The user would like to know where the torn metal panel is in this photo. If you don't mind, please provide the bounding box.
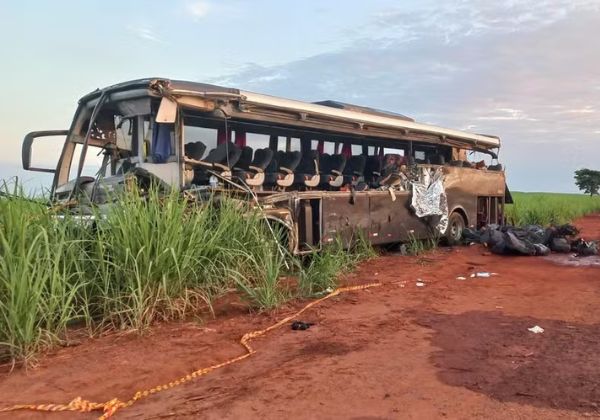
[411,167,449,233]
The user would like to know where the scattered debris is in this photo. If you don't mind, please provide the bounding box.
[573,238,599,256]
[456,276,467,280]
[463,223,598,257]
[527,325,545,334]
[416,280,426,287]
[291,321,315,331]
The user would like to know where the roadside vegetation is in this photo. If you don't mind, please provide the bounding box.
[0,182,375,366]
[506,192,600,226]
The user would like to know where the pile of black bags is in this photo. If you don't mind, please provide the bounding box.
[462,224,599,256]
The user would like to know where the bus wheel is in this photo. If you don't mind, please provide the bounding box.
[444,212,465,245]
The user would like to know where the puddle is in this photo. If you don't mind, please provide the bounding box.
[544,253,600,267]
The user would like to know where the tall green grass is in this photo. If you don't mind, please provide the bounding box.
[506,192,600,226]
[299,234,376,297]
[0,183,375,366]
[0,185,85,364]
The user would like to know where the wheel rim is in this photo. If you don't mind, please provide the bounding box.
[450,217,463,240]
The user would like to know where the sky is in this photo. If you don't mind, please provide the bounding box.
[1,0,599,193]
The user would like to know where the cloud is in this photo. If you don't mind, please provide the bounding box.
[477,109,538,122]
[368,0,600,44]
[560,107,595,114]
[127,25,164,44]
[209,2,600,192]
[186,0,210,20]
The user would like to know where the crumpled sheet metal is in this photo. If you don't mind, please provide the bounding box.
[410,167,448,233]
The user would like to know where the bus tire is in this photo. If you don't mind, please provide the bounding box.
[444,212,466,246]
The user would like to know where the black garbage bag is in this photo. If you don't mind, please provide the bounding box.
[462,228,481,243]
[488,230,506,248]
[523,225,548,244]
[533,243,551,256]
[550,237,571,253]
[504,231,537,255]
[541,227,555,245]
[555,224,579,237]
[572,238,599,256]
[490,239,508,255]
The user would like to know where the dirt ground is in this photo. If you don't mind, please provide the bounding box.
[2,214,600,419]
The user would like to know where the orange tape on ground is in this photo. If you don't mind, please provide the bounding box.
[0,283,381,419]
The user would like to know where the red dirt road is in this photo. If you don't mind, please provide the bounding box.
[2,215,600,419]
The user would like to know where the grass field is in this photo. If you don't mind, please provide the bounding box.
[0,185,374,366]
[506,192,600,226]
[1,186,598,366]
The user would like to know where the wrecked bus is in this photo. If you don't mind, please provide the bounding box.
[22,78,509,253]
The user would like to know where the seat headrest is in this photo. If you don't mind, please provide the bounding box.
[184,141,206,160]
[252,148,274,170]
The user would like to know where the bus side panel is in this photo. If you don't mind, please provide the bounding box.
[321,193,370,247]
[368,191,428,244]
[443,167,506,227]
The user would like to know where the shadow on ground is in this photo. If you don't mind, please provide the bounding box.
[413,310,600,413]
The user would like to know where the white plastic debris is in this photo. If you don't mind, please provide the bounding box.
[456,276,467,280]
[416,280,426,287]
[468,272,499,278]
[527,325,544,334]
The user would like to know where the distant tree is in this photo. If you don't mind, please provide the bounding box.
[574,168,600,196]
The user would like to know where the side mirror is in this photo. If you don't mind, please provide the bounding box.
[22,130,69,173]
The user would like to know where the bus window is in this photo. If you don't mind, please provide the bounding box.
[115,116,135,153]
[351,145,362,155]
[277,136,301,152]
[310,140,336,154]
[69,143,106,180]
[414,150,426,162]
[384,147,405,156]
[322,141,335,154]
[183,125,217,156]
[247,133,270,150]
[468,151,493,166]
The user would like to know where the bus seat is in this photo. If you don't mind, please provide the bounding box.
[184,141,206,160]
[320,153,347,188]
[294,150,320,188]
[364,155,382,186]
[432,154,446,165]
[190,142,241,184]
[264,156,279,186]
[234,146,254,170]
[234,148,274,187]
[342,155,366,186]
[272,151,302,188]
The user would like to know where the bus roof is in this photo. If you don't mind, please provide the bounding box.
[81,78,501,149]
